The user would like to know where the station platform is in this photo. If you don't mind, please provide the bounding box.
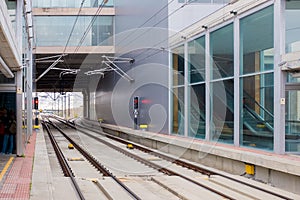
[0,131,36,200]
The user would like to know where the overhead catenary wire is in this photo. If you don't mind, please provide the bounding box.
[73,0,107,54]
[116,0,188,54]
[62,0,87,55]
[115,0,219,61]
[112,0,176,53]
[128,0,259,64]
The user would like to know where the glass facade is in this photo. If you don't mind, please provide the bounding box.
[240,6,274,75]
[211,79,234,143]
[210,23,234,143]
[240,74,274,150]
[33,0,114,8]
[34,16,114,46]
[178,0,230,4]
[172,86,185,135]
[285,90,300,152]
[172,45,185,86]
[188,36,206,138]
[189,84,205,138]
[172,45,185,135]
[5,0,16,31]
[188,36,205,83]
[286,0,300,53]
[171,4,278,151]
[285,1,300,152]
[240,6,274,150]
[211,23,234,79]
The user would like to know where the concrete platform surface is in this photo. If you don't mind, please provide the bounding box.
[0,131,36,200]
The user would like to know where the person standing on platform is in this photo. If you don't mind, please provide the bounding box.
[0,108,5,150]
[7,112,16,154]
[1,109,10,154]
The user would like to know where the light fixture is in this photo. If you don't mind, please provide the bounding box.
[230,10,237,15]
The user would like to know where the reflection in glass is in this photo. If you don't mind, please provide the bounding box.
[33,0,114,8]
[35,16,114,46]
[285,90,300,152]
[188,36,205,83]
[172,45,185,86]
[189,84,205,139]
[211,23,234,79]
[240,6,274,75]
[286,0,300,53]
[240,73,274,150]
[211,79,234,143]
[172,87,184,135]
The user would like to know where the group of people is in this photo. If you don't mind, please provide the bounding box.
[0,108,16,155]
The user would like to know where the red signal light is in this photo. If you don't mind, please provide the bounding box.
[34,97,39,109]
[133,96,139,109]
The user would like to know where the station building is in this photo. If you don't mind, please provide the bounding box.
[170,0,300,154]
[0,0,33,155]
[32,0,300,156]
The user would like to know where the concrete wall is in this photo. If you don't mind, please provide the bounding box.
[168,1,227,32]
[92,0,169,133]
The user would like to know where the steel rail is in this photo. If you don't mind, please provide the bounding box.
[47,120,141,200]
[42,122,86,200]
[62,118,293,200]
[54,118,236,200]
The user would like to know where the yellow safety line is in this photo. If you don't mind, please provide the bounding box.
[0,157,14,181]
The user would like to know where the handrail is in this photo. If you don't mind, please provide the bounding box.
[243,91,274,119]
[244,104,274,132]
[214,61,274,120]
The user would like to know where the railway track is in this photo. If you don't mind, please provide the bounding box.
[42,119,142,200]
[47,116,295,200]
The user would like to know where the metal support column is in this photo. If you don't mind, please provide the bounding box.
[274,0,285,154]
[64,94,67,118]
[233,16,240,147]
[168,51,172,134]
[68,94,70,118]
[56,97,59,116]
[205,31,211,141]
[19,0,29,155]
[87,90,90,119]
[16,71,23,156]
[83,90,89,119]
[184,42,189,137]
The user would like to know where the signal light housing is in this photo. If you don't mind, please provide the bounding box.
[34,97,39,110]
[133,96,139,109]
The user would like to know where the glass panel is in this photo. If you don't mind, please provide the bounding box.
[189,84,205,139]
[286,0,300,53]
[5,0,16,31]
[34,16,114,46]
[240,6,274,75]
[213,0,230,3]
[189,0,212,3]
[285,90,300,152]
[172,45,185,86]
[188,36,205,83]
[172,87,184,135]
[211,23,234,79]
[287,73,300,83]
[185,0,230,3]
[211,79,234,143]
[0,74,15,84]
[240,73,274,150]
[32,0,114,8]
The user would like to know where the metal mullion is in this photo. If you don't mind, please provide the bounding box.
[233,15,240,147]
